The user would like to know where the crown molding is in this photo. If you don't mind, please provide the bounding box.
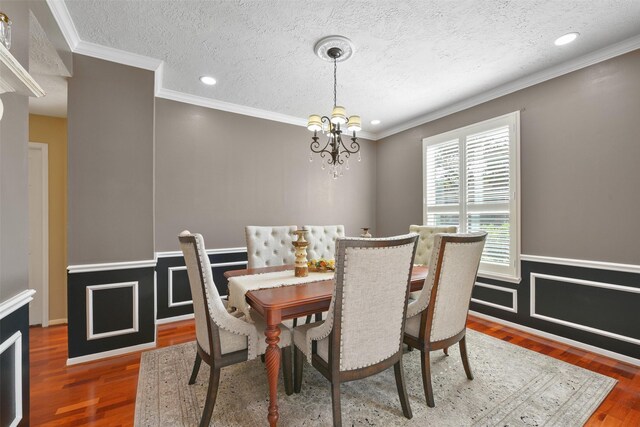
[45,0,79,50]
[156,87,308,127]
[374,34,640,140]
[74,40,163,71]
[46,0,639,142]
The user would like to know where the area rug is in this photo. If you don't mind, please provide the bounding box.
[134,329,615,426]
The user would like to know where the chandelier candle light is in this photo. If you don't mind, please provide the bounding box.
[308,36,361,179]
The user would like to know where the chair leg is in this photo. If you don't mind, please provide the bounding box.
[294,346,304,393]
[331,381,342,427]
[261,354,266,363]
[282,347,294,396]
[199,366,221,427]
[421,350,435,407]
[459,335,474,380]
[315,312,322,322]
[443,347,449,356]
[394,361,413,419]
[188,353,202,385]
[293,318,298,327]
[305,315,313,324]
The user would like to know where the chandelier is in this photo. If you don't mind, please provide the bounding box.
[307,36,361,179]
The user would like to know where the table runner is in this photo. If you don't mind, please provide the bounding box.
[227,270,334,321]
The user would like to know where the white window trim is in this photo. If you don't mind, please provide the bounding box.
[422,111,521,283]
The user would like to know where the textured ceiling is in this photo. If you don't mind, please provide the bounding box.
[63,0,640,133]
[29,11,69,117]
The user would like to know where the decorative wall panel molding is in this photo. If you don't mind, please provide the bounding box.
[86,281,139,340]
[0,305,30,425]
[0,331,23,427]
[471,282,517,313]
[155,249,247,321]
[470,258,640,361]
[530,272,640,346]
[67,267,155,362]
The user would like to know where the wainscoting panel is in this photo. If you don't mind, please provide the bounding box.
[0,297,31,427]
[471,281,517,313]
[155,250,248,321]
[67,267,155,361]
[470,258,640,360]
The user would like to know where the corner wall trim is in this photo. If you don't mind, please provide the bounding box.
[471,282,517,313]
[0,331,23,427]
[530,272,640,346]
[68,259,156,274]
[521,254,640,274]
[66,341,156,366]
[0,289,36,320]
[469,310,640,367]
[86,281,140,340]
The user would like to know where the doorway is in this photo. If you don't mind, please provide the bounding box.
[28,142,49,326]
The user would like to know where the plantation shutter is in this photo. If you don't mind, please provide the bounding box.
[425,139,460,227]
[465,126,512,267]
[423,111,519,280]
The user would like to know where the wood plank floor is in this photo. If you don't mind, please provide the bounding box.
[30,316,639,426]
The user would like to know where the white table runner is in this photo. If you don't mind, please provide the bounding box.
[227,270,334,321]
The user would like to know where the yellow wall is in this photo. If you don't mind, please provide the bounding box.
[29,114,68,323]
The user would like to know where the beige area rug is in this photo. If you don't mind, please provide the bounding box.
[134,329,615,426]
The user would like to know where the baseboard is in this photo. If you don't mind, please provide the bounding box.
[66,341,156,366]
[47,318,67,326]
[156,313,194,325]
[469,310,640,367]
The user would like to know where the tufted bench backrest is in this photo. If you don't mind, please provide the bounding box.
[409,225,457,266]
[303,225,345,261]
[245,225,298,268]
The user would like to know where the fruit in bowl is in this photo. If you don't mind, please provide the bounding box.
[308,258,335,271]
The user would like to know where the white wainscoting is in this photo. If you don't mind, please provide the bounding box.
[530,272,640,346]
[471,281,518,313]
[86,281,139,340]
[0,331,23,427]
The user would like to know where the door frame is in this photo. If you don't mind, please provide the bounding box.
[29,142,49,327]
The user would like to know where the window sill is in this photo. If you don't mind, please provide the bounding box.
[477,271,521,284]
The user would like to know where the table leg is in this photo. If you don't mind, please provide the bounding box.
[265,324,281,426]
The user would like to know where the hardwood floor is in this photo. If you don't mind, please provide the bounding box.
[30,316,639,426]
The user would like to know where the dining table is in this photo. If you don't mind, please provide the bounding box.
[224,264,428,427]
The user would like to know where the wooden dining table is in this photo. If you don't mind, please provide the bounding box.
[224,264,428,427]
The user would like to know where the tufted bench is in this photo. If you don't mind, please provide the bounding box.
[245,225,298,269]
[303,225,345,261]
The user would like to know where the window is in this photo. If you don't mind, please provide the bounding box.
[423,111,520,282]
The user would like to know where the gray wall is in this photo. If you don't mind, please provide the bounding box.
[68,55,155,264]
[0,0,29,301]
[155,98,377,251]
[376,49,640,265]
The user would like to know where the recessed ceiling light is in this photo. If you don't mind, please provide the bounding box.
[199,75,217,85]
[554,32,579,46]
[370,119,381,125]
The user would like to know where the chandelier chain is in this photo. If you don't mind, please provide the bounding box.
[333,57,337,108]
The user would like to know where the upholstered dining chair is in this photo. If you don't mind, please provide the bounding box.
[292,234,419,426]
[245,225,297,268]
[409,225,458,267]
[403,232,487,407]
[303,225,345,261]
[408,225,457,300]
[179,231,293,427]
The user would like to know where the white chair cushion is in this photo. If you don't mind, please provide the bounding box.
[245,225,297,268]
[304,225,345,261]
[409,225,457,266]
[293,321,329,363]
